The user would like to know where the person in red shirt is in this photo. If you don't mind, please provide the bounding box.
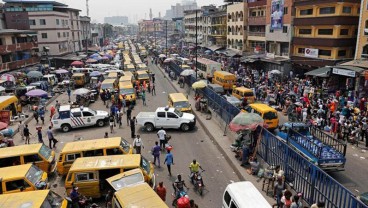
[50,105,56,121]
[156,182,167,202]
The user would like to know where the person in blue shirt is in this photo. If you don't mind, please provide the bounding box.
[152,141,161,168]
[38,107,45,125]
[164,150,174,176]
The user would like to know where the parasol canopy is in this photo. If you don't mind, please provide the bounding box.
[159,54,166,58]
[100,56,109,60]
[90,53,100,57]
[229,112,264,132]
[270,69,281,74]
[26,89,48,97]
[0,122,8,130]
[86,58,98,63]
[27,71,43,78]
[55,69,69,74]
[90,71,101,77]
[1,74,15,83]
[163,58,173,63]
[73,88,90,95]
[70,61,84,66]
[192,80,207,89]
[180,69,195,76]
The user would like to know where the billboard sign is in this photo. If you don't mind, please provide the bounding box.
[305,48,319,58]
[270,0,284,29]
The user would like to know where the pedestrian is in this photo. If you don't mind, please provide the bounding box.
[105,190,113,208]
[290,195,303,208]
[142,91,146,106]
[311,201,325,208]
[130,116,136,138]
[50,105,56,121]
[133,135,143,154]
[157,127,167,150]
[24,124,31,144]
[55,100,61,112]
[274,176,285,207]
[127,107,132,126]
[190,199,199,208]
[33,109,39,124]
[67,88,71,102]
[104,132,109,138]
[39,107,45,125]
[240,136,251,167]
[152,141,161,167]
[151,83,156,96]
[47,126,58,148]
[117,110,123,128]
[156,182,167,202]
[37,127,44,144]
[121,96,126,113]
[18,121,25,140]
[109,114,114,133]
[164,150,174,176]
[70,186,80,208]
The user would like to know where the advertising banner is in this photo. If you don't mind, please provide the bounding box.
[305,48,319,58]
[271,0,284,29]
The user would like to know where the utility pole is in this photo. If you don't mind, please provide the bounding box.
[154,21,156,49]
[86,0,89,17]
[195,10,198,80]
[165,20,168,57]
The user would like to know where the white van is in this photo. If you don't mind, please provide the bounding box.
[223,182,271,208]
[71,68,94,74]
[42,74,58,86]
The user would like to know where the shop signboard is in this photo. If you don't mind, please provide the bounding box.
[270,0,284,29]
[332,68,356,77]
[305,48,319,58]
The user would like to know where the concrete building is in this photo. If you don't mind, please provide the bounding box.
[247,0,267,54]
[291,0,360,70]
[227,2,247,51]
[355,0,368,59]
[91,23,104,47]
[104,16,128,25]
[184,9,203,44]
[164,0,198,20]
[2,0,83,56]
[0,29,39,71]
[208,6,227,48]
[80,16,92,53]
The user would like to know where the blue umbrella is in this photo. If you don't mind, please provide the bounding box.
[205,50,212,54]
[104,54,113,59]
[26,89,48,97]
[90,53,100,57]
[91,56,102,60]
[90,71,101,77]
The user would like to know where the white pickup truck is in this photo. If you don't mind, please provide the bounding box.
[52,105,109,132]
[136,107,196,132]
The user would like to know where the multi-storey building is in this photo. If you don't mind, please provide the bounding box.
[104,16,128,25]
[291,0,360,70]
[164,0,198,20]
[208,6,227,48]
[0,29,39,71]
[184,9,203,45]
[247,0,267,54]
[355,0,368,59]
[265,0,292,57]
[80,16,91,52]
[227,2,247,51]
[202,5,217,48]
[3,0,83,56]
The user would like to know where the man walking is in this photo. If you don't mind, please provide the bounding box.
[67,88,71,102]
[130,116,136,138]
[47,126,58,148]
[142,91,147,106]
[151,83,156,96]
[152,141,161,167]
[164,150,174,176]
[19,121,25,140]
[156,182,167,202]
[127,107,132,126]
[133,135,144,154]
[157,127,167,150]
[24,124,31,144]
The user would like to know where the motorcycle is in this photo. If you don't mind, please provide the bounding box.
[190,170,205,196]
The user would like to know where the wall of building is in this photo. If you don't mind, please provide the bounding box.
[355,0,368,59]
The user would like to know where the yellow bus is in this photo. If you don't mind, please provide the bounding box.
[0,143,56,174]
[136,63,148,71]
[65,155,155,198]
[0,164,49,194]
[212,71,236,90]
[126,64,136,72]
[243,103,279,129]
[0,95,22,117]
[119,82,136,104]
[232,87,256,103]
[107,72,119,81]
[119,75,133,84]
[71,73,86,87]
[56,137,133,175]
[168,93,191,112]
[106,168,145,191]
[100,79,118,93]
[112,183,168,208]
[0,190,67,207]
[136,70,150,84]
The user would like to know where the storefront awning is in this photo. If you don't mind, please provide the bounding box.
[305,67,331,77]
[208,45,225,52]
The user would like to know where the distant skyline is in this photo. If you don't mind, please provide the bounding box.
[1,0,225,23]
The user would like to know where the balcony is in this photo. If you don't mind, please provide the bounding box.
[248,16,266,26]
[0,57,40,72]
[248,0,267,8]
[248,32,265,37]
[0,42,38,55]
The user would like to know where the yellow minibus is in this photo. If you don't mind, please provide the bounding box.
[244,103,279,129]
[232,87,256,103]
[212,71,236,90]
[168,93,191,112]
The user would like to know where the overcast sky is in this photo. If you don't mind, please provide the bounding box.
[1,0,224,23]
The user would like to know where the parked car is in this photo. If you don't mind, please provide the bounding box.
[222,95,242,108]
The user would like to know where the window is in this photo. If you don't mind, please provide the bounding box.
[83,149,103,157]
[251,11,257,17]
[72,112,81,117]
[338,50,346,57]
[319,49,331,56]
[230,201,239,208]
[106,148,123,155]
[342,7,352,14]
[57,32,60,38]
[67,32,69,37]
[29,19,36,25]
[298,48,305,54]
[224,191,231,206]
[6,179,30,191]
[167,112,178,118]
[56,19,60,25]
[76,172,94,182]
[283,7,288,15]
[63,32,66,37]
[269,28,273,33]
[283,26,288,33]
[319,7,335,14]
[82,111,93,116]
[41,33,47,39]
[300,9,313,15]
[157,112,166,118]
[40,19,46,25]
[24,154,42,163]
[299,29,312,35]
[66,153,81,162]
[318,29,333,35]
[340,29,349,35]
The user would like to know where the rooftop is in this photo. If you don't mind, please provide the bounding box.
[3,0,67,6]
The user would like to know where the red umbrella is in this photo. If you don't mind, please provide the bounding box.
[71,61,84,66]
[0,122,8,130]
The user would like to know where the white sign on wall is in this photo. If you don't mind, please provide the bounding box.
[332,68,356,77]
[304,48,319,58]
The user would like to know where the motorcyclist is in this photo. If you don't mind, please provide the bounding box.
[189,159,204,185]
[173,174,188,199]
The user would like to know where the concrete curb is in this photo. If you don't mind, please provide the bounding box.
[154,64,246,181]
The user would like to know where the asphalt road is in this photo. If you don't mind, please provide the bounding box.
[11,64,240,207]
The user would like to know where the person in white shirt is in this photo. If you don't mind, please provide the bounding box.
[133,135,144,154]
[157,127,167,150]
